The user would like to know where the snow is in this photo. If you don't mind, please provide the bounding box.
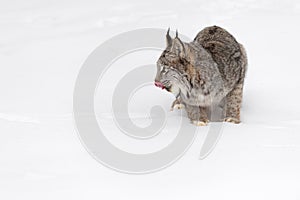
[1,0,300,199]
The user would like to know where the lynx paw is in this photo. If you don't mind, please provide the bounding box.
[191,120,209,126]
[224,117,240,124]
[171,103,185,111]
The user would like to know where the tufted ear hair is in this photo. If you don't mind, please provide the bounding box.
[170,30,186,57]
[166,28,172,47]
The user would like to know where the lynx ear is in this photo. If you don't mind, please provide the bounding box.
[166,28,172,47]
[170,31,185,57]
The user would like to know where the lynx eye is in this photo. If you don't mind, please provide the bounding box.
[161,67,167,74]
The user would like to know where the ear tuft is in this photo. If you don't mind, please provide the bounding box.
[166,28,172,47]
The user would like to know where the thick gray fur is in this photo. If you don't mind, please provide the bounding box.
[155,25,247,125]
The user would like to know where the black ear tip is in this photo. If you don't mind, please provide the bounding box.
[166,27,172,46]
[175,29,178,38]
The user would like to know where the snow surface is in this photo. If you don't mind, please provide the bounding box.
[1,0,300,199]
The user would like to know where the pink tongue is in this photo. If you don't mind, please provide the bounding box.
[154,82,165,89]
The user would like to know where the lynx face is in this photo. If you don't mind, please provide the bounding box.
[155,50,182,95]
[154,29,189,97]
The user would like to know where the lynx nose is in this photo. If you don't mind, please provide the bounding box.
[154,81,165,89]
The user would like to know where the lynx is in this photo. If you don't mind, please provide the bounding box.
[154,26,247,126]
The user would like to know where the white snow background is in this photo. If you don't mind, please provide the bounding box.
[1,0,300,199]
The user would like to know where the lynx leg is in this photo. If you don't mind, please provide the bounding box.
[185,105,209,126]
[170,98,185,111]
[224,81,244,124]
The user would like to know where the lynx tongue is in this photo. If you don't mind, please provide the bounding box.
[154,82,165,90]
